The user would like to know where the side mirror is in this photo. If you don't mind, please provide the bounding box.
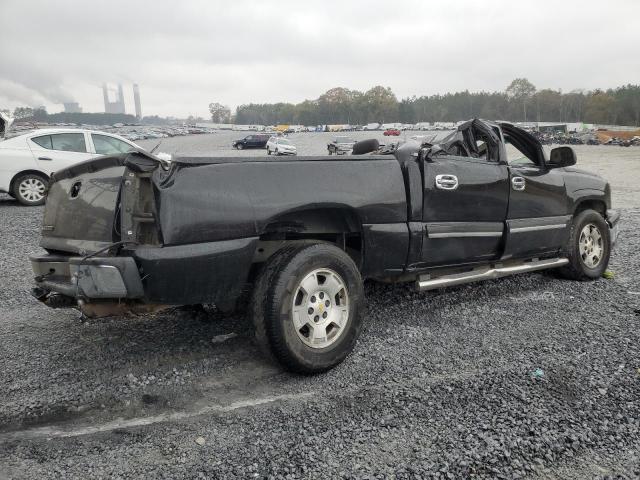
[548,146,576,168]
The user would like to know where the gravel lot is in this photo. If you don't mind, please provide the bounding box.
[0,135,638,478]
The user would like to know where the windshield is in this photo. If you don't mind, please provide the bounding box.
[336,137,354,143]
[278,139,291,145]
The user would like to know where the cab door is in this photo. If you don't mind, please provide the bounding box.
[500,124,571,259]
[421,154,509,266]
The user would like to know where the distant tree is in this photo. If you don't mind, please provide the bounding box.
[141,115,169,125]
[32,107,48,121]
[506,78,536,122]
[296,99,319,126]
[229,82,639,127]
[584,91,617,124]
[363,86,398,123]
[208,102,231,123]
[612,84,640,126]
[533,89,562,122]
[13,107,34,119]
[398,97,417,123]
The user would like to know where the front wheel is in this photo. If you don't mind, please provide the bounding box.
[558,209,611,280]
[237,143,244,150]
[251,243,364,374]
[13,173,48,206]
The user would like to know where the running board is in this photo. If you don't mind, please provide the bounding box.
[416,258,569,291]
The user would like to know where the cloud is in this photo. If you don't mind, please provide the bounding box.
[1,0,638,117]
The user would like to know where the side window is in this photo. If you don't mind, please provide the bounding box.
[31,135,53,149]
[50,133,87,153]
[92,134,134,155]
[475,140,488,160]
[505,136,537,167]
[472,132,497,161]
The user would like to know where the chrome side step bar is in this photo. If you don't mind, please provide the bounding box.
[416,257,569,291]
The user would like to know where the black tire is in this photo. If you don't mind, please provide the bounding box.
[275,148,279,155]
[558,209,610,280]
[266,148,271,155]
[250,243,364,374]
[12,172,48,206]
[237,143,244,150]
[352,138,379,155]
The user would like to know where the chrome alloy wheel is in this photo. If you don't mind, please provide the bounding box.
[291,268,349,349]
[18,177,46,203]
[579,223,604,268]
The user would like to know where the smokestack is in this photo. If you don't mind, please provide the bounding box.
[102,83,110,113]
[133,84,142,119]
[117,83,125,114]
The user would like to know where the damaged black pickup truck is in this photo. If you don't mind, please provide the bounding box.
[31,120,620,373]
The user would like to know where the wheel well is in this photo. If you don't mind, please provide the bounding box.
[9,170,49,193]
[574,199,606,217]
[253,207,363,270]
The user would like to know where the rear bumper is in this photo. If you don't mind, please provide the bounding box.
[606,209,621,247]
[30,237,258,307]
[31,255,144,300]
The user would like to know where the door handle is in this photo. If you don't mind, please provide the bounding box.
[511,176,526,191]
[435,174,458,190]
[38,156,52,161]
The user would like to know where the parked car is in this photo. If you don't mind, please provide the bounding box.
[30,119,620,374]
[0,129,140,205]
[327,136,356,155]
[384,128,401,136]
[266,136,297,155]
[232,134,271,150]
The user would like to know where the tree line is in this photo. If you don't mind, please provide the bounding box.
[222,80,640,127]
[5,107,187,126]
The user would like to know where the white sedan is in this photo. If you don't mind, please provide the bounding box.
[0,129,140,205]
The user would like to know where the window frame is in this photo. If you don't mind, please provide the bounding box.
[30,135,53,150]
[48,132,88,153]
[90,133,135,155]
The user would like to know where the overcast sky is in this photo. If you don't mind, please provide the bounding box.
[1,0,638,118]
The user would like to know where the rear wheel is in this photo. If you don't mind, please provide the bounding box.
[251,243,364,374]
[13,173,48,206]
[558,209,610,280]
[267,147,271,155]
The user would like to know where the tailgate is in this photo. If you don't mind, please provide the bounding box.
[40,157,125,254]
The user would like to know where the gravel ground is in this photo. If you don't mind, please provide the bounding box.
[0,136,639,478]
